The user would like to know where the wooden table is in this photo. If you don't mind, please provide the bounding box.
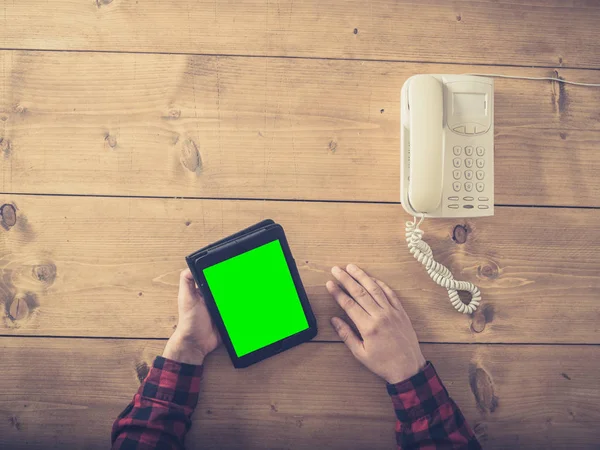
[1,1,599,448]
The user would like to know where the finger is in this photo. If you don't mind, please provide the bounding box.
[331,266,380,314]
[330,317,364,357]
[326,280,370,331]
[373,278,404,311]
[346,264,389,309]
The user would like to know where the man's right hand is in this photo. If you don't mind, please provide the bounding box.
[326,264,426,384]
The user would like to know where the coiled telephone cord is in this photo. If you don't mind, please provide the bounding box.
[405,216,481,314]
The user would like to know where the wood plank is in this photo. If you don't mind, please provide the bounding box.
[1,195,598,343]
[0,338,598,449]
[1,1,600,68]
[1,52,600,206]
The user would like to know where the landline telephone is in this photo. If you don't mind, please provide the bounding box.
[400,74,494,314]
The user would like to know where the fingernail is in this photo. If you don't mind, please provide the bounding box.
[347,264,358,272]
[330,317,340,329]
[332,266,341,275]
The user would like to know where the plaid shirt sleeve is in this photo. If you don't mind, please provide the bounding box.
[111,356,203,450]
[387,362,481,450]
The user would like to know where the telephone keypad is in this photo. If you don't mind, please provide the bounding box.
[447,145,491,212]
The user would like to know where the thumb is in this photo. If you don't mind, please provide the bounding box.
[179,269,197,295]
[330,317,363,356]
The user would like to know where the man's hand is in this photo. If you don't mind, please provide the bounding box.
[163,269,221,365]
[326,264,425,384]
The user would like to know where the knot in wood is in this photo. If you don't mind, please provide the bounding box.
[1,204,17,229]
[180,139,202,172]
[452,224,468,244]
[105,134,117,149]
[32,262,57,287]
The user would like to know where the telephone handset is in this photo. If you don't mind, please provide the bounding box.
[400,74,494,313]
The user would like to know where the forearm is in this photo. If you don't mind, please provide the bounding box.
[111,356,203,450]
[388,362,481,450]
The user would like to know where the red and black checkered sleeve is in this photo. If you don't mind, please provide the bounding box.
[111,356,203,450]
[387,362,481,450]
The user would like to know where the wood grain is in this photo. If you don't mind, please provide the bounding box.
[1,51,600,206]
[1,1,600,68]
[0,338,597,449]
[1,195,598,343]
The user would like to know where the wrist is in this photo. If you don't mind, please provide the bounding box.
[384,356,427,385]
[163,331,206,365]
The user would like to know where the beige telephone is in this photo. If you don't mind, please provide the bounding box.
[401,74,494,217]
[400,74,494,314]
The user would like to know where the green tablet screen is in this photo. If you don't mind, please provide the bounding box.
[203,239,309,357]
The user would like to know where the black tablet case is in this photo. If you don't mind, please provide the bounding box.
[184,219,316,368]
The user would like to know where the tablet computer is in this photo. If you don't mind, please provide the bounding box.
[186,221,317,368]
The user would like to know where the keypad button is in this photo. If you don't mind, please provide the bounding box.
[453,126,466,133]
[476,170,485,180]
[453,170,461,180]
[453,146,462,156]
[464,170,473,180]
[465,146,474,156]
[448,204,459,209]
[478,197,489,201]
[453,158,461,168]
[476,146,485,156]
[448,196,459,201]
[465,158,473,168]
[464,182,473,192]
[478,205,489,209]
[463,196,474,201]
[476,182,485,192]
[453,182,461,192]
[463,204,474,209]
[476,158,485,168]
